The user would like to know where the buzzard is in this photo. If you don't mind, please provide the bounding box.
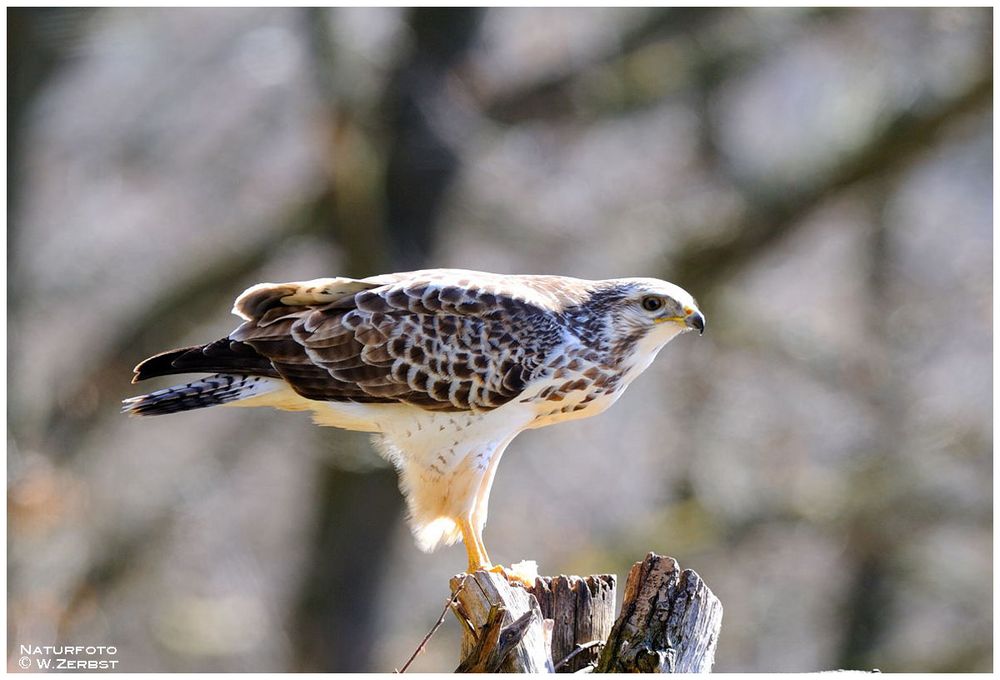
[124,269,705,576]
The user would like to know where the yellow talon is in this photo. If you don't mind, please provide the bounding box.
[456,516,534,587]
[488,564,534,588]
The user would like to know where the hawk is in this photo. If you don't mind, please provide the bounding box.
[124,269,705,575]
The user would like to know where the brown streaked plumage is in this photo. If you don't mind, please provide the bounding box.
[124,269,705,575]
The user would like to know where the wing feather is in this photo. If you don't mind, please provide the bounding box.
[232,277,382,321]
[229,275,567,411]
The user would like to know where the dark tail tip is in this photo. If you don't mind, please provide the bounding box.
[131,340,279,383]
[131,347,192,383]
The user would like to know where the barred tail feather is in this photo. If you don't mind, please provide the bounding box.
[122,374,278,416]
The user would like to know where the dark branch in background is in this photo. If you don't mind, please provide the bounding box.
[39,192,335,458]
[8,8,95,449]
[671,67,991,668]
[290,7,485,672]
[668,21,989,667]
[290,7,397,673]
[35,87,340,640]
[835,180,906,670]
[483,8,841,124]
[484,8,724,124]
[8,9,94,285]
[670,72,992,297]
[381,8,485,269]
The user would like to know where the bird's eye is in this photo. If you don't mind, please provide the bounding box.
[641,296,663,312]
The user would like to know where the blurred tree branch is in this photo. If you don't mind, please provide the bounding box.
[290,7,484,672]
[40,192,336,457]
[53,413,275,642]
[838,179,925,670]
[669,71,992,298]
[8,8,96,449]
[482,8,840,124]
[484,8,726,123]
[8,9,94,284]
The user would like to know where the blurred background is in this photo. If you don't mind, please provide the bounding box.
[7,7,992,672]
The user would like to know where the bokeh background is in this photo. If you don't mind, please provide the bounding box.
[7,7,992,672]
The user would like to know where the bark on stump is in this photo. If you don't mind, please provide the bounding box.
[449,571,552,672]
[528,575,616,672]
[597,553,723,673]
[450,553,722,673]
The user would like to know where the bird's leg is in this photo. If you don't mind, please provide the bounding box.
[459,516,534,587]
[458,515,492,573]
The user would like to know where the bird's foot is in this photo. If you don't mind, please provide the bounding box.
[484,560,537,588]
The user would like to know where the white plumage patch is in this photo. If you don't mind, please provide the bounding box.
[370,402,534,551]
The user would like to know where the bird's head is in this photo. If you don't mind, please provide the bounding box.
[584,277,705,355]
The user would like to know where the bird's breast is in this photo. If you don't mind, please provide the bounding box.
[519,334,673,429]
[375,403,535,472]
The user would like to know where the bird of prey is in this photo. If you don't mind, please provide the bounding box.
[124,269,705,576]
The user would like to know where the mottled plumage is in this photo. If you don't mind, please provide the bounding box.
[124,269,705,570]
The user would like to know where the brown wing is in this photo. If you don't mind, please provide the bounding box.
[230,277,566,412]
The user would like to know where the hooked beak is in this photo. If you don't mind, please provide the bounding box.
[685,310,706,335]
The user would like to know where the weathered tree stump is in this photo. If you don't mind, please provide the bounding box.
[449,571,552,672]
[528,575,616,672]
[448,553,722,673]
[597,553,723,673]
